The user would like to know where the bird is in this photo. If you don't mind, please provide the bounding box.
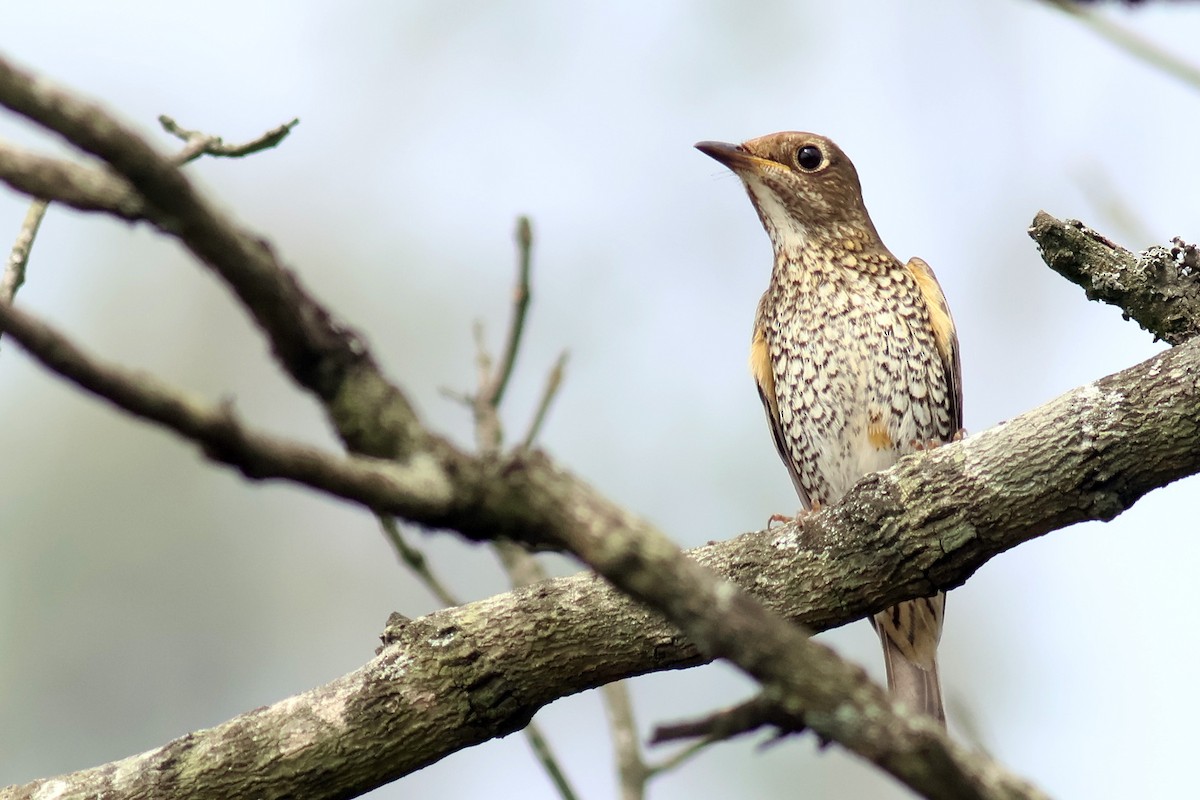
[696,132,961,725]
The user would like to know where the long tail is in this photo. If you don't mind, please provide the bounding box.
[873,593,945,726]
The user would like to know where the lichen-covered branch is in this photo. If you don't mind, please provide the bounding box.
[1028,211,1200,344]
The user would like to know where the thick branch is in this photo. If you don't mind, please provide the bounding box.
[1028,211,1200,344]
[0,141,144,219]
[0,302,457,519]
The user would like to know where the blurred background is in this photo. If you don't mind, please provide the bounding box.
[2,2,1198,798]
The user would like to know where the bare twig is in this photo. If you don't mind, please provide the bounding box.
[601,682,648,800]
[1043,0,1200,90]
[650,693,804,748]
[1,199,47,305]
[522,350,568,450]
[520,723,581,800]
[2,114,292,347]
[643,694,802,780]
[377,516,461,608]
[469,217,535,451]
[159,115,300,165]
[489,216,533,408]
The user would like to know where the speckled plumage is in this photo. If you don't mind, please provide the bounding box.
[698,132,962,724]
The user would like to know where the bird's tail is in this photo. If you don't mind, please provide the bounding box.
[873,594,946,726]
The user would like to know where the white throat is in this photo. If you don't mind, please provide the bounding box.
[747,181,808,258]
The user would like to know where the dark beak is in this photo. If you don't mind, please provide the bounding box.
[695,141,766,173]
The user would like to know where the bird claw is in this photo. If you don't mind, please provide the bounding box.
[910,429,966,451]
[766,501,821,529]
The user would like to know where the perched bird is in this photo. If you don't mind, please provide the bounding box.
[696,132,961,724]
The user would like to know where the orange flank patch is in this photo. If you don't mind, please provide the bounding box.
[868,418,892,449]
[749,326,778,418]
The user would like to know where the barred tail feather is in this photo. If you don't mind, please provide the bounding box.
[880,633,945,725]
[874,594,946,726]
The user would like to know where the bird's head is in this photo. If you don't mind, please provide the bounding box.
[696,132,878,257]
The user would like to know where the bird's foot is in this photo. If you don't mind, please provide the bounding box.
[910,429,966,451]
[767,501,821,529]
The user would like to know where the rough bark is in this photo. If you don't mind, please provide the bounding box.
[1029,211,1200,344]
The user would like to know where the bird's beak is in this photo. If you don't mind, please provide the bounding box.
[695,140,774,174]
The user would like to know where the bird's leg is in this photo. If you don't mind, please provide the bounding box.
[767,500,821,528]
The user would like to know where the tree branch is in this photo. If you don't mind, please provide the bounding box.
[1,199,48,310]
[158,114,299,165]
[0,141,144,219]
[0,301,457,520]
[1028,211,1200,344]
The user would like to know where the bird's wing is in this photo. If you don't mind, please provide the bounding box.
[905,257,963,433]
[751,313,812,509]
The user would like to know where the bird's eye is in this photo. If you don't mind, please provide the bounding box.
[796,145,823,171]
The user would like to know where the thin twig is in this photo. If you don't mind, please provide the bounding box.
[1043,0,1200,90]
[159,115,301,166]
[649,693,804,748]
[2,198,47,305]
[438,386,473,406]
[644,739,713,779]
[521,724,581,800]
[377,515,461,608]
[488,216,533,408]
[601,682,647,800]
[471,319,500,451]
[522,351,568,449]
[0,114,299,345]
[494,540,548,588]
